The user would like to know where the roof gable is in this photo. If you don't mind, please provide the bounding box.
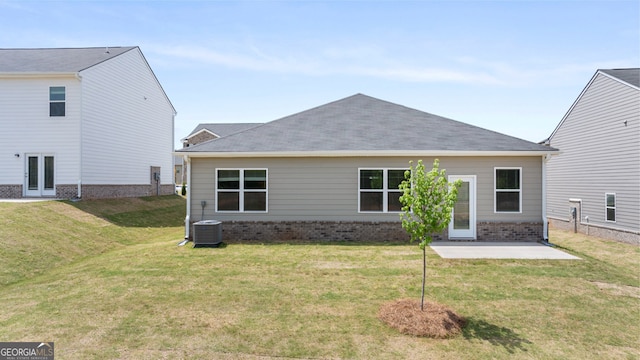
[547,68,640,142]
[184,123,263,140]
[0,46,136,73]
[181,94,555,155]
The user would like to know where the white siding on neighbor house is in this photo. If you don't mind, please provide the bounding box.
[0,76,81,186]
[80,48,175,185]
[547,73,640,232]
[189,156,543,223]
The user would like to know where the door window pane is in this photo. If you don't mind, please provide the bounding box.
[453,181,470,229]
[28,157,38,190]
[44,156,54,190]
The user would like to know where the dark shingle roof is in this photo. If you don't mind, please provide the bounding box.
[599,68,640,88]
[0,47,136,73]
[185,123,263,139]
[180,94,556,154]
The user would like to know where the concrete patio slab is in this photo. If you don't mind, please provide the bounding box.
[430,241,580,260]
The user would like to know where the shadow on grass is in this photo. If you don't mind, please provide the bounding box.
[65,195,186,228]
[462,317,532,353]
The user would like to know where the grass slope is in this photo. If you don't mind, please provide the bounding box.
[0,196,185,285]
[0,199,638,359]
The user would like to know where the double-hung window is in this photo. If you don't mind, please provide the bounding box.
[605,193,616,222]
[49,86,65,117]
[495,167,521,213]
[359,168,407,212]
[216,169,267,212]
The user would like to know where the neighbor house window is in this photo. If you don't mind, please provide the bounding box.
[216,169,267,212]
[359,168,407,212]
[605,193,616,222]
[49,86,65,116]
[495,167,521,213]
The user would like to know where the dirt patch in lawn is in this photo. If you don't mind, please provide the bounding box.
[592,282,640,299]
[378,298,466,338]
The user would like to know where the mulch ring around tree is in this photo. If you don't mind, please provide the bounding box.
[378,298,466,338]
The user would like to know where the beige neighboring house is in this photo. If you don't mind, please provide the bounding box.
[544,68,640,244]
[0,46,176,199]
[176,123,262,185]
[176,94,558,242]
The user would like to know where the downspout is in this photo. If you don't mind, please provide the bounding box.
[541,154,552,246]
[184,155,191,240]
[76,73,83,199]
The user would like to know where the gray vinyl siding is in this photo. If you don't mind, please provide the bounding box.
[190,156,543,223]
[547,73,640,232]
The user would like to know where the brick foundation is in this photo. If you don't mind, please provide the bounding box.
[476,221,543,242]
[0,183,174,199]
[209,221,544,243]
[81,184,174,199]
[0,185,22,198]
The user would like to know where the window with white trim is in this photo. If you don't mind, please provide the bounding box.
[216,169,267,212]
[495,167,521,213]
[49,86,65,117]
[359,168,407,212]
[605,193,616,222]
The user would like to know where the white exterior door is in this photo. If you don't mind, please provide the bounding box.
[25,154,55,197]
[448,175,476,239]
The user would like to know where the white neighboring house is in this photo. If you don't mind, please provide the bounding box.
[0,46,176,199]
[544,68,640,244]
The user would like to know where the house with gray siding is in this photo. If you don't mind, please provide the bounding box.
[176,123,262,185]
[0,47,176,199]
[176,94,557,242]
[544,68,640,244]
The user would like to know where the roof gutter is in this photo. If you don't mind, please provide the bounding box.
[0,72,77,78]
[174,149,559,158]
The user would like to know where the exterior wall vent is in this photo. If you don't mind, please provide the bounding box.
[192,220,222,247]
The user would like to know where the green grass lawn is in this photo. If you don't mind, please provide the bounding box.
[0,197,638,359]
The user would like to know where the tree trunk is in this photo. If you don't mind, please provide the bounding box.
[421,245,426,311]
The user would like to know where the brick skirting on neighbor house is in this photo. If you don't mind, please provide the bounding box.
[0,185,22,198]
[80,184,174,199]
[212,221,544,243]
[548,218,639,246]
[0,184,174,199]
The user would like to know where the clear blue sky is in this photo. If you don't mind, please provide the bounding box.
[2,0,638,148]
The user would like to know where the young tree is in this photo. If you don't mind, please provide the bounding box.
[399,159,462,311]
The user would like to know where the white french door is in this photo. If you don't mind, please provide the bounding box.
[25,154,55,197]
[448,175,476,239]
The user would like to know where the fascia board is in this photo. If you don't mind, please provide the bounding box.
[174,150,559,158]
